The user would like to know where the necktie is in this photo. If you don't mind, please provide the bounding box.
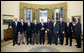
[21,22,23,26]
[15,21,17,26]
[67,22,69,27]
[28,23,30,27]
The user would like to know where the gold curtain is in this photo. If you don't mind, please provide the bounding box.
[20,2,67,22]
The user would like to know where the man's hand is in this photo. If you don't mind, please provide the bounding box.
[57,31,58,33]
[18,32,20,34]
[47,29,49,31]
[63,31,65,34]
[25,31,26,33]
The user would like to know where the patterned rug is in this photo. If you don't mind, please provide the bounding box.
[28,46,60,52]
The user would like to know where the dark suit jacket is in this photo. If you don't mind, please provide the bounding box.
[32,23,39,33]
[19,22,26,34]
[59,21,65,33]
[12,21,19,34]
[65,22,73,36]
[65,22,73,32]
[47,21,53,32]
[39,23,46,33]
[25,22,32,35]
[74,22,81,35]
[53,21,59,34]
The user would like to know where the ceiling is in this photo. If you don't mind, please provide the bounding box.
[20,1,67,4]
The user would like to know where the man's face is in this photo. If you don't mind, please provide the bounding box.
[21,19,23,22]
[48,19,50,22]
[28,20,30,22]
[67,18,70,22]
[41,19,43,22]
[54,18,56,22]
[76,18,78,22]
[60,18,62,22]
[15,18,17,21]
[34,19,37,23]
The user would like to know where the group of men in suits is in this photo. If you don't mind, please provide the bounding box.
[12,17,81,48]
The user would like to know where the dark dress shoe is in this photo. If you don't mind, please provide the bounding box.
[18,43,20,45]
[70,45,72,46]
[13,44,15,46]
[36,43,38,44]
[65,44,68,46]
[55,43,57,45]
[61,44,63,45]
[75,45,77,46]
[22,42,25,44]
[77,46,81,48]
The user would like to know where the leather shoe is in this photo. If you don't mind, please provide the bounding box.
[12,44,15,46]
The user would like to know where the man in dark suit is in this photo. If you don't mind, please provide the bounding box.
[25,19,32,45]
[32,19,39,45]
[65,18,73,46]
[18,18,25,45]
[12,18,19,46]
[53,18,59,45]
[59,18,65,45]
[74,18,81,48]
[47,18,53,45]
[39,19,46,45]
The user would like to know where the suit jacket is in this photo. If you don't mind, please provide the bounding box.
[47,21,53,32]
[32,23,39,33]
[25,22,32,35]
[74,22,81,35]
[53,21,59,34]
[65,22,73,32]
[12,21,19,34]
[39,23,46,32]
[19,22,26,34]
[59,21,65,33]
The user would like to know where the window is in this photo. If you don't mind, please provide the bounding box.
[55,8,63,21]
[24,8,32,22]
[40,9,47,22]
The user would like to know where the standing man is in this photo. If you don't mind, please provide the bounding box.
[39,19,46,45]
[25,19,32,45]
[12,18,19,46]
[65,18,73,46]
[18,18,25,45]
[74,18,81,48]
[32,19,39,45]
[53,18,59,45]
[47,18,53,45]
[59,18,65,45]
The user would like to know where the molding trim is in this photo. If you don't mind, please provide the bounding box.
[20,2,67,22]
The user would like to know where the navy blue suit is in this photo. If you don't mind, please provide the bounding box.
[32,23,39,44]
[59,21,65,45]
[25,22,32,44]
[53,21,59,45]
[39,23,46,44]
[32,23,39,34]
[12,21,19,44]
[74,22,81,48]
[65,22,73,46]
[19,22,26,34]
[47,21,53,44]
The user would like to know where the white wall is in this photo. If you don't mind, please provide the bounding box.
[1,1,83,40]
[67,1,83,35]
[1,1,20,40]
